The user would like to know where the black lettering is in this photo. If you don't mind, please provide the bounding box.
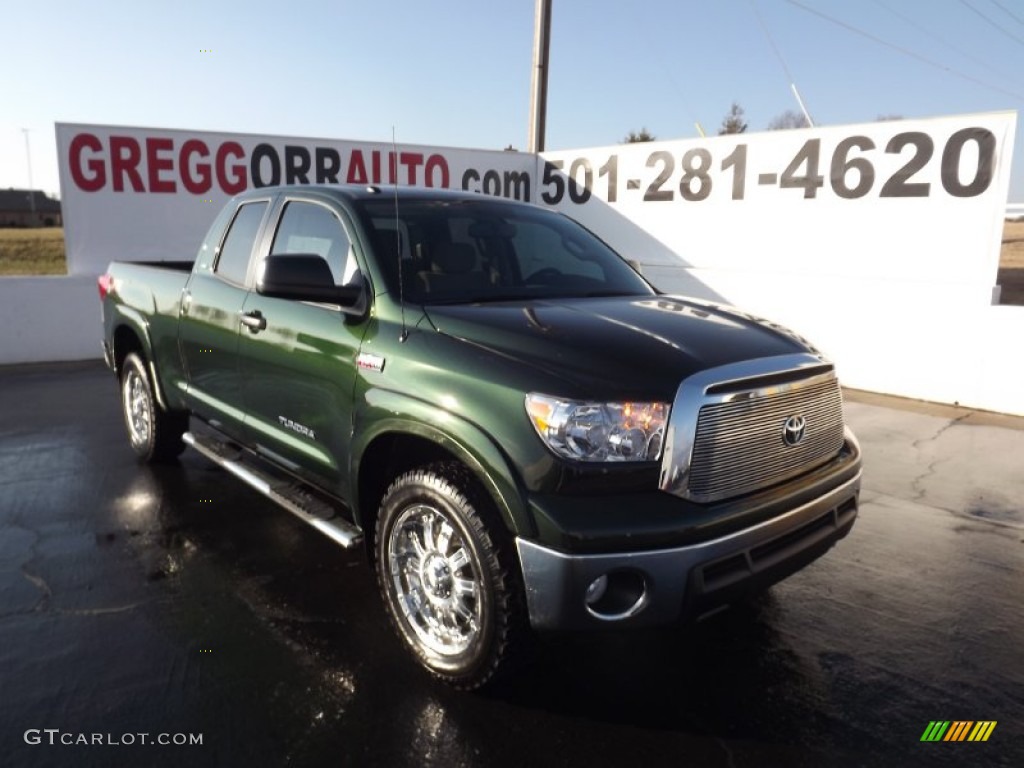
[504,171,530,201]
[568,158,593,204]
[779,139,824,199]
[679,148,712,201]
[941,127,995,198]
[644,151,674,201]
[541,160,565,205]
[830,136,875,199]
[880,132,932,198]
[461,168,480,192]
[720,144,746,200]
[284,145,311,184]
[482,170,502,196]
[250,143,280,188]
[599,155,618,202]
[315,148,341,183]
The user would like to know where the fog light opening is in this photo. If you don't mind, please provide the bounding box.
[585,574,608,604]
[583,570,648,620]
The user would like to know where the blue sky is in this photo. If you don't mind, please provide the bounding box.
[3,0,1023,199]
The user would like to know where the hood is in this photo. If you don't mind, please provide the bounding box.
[424,296,818,401]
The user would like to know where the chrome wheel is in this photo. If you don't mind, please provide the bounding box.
[119,352,187,462]
[387,502,483,657]
[123,366,152,447]
[376,464,525,689]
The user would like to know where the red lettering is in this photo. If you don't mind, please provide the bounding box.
[216,142,246,194]
[69,133,105,191]
[424,154,449,188]
[146,138,176,193]
[347,150,368,184]
[388,151,397,184]
[180,140,212,194]
[109,136,144,192]
[371,151,382,184]
[400,152,424,185]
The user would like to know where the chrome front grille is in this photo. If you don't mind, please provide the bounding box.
[658,354,848,504]
[686,376,844,501]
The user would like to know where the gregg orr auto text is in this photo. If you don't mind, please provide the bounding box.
[66,133,532,201]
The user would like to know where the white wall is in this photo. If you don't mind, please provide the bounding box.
[0,276,101,364]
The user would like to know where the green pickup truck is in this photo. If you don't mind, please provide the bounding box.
[99,184,861,689]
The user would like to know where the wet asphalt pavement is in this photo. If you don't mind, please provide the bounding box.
[1,361,1021,768]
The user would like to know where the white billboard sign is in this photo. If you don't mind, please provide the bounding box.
[541,111,1015,300]
[55,123,536,275]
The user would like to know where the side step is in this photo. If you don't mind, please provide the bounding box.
[182,431,363,548]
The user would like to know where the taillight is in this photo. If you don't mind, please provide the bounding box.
[98,273,115,301]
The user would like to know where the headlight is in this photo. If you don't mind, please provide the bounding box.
[525,394,669,462]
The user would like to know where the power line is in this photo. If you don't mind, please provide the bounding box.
[987,0,1024,27]
[957,0,1024,48]
[869,0,1017,83]
[783,0,1024,102]
[749,0,815,125]
[750,0,797,85]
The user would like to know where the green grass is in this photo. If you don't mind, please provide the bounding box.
[0,228,67,275]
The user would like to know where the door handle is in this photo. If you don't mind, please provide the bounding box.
[181,290,192,316]
[240,310,267,333]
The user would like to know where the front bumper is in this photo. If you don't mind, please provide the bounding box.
[515,471,860,631]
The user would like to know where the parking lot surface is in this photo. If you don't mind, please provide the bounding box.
[1,362,1021,767]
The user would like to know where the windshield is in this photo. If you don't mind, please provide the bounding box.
[353,197,656,304]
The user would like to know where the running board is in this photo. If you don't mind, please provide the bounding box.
[182,432,363,548]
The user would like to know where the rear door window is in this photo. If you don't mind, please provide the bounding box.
[215,202,268,285]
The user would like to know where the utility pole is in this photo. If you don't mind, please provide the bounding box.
[527,0,552,153]
[22,128,36,223]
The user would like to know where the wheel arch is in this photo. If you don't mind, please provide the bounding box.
[353,416,534,562]
[110,312,173,412]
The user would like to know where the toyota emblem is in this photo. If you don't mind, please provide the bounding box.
[782,415,806,446]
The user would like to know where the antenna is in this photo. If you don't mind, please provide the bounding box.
[392,127,408,343]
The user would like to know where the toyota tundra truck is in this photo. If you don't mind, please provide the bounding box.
[99,184,861,689]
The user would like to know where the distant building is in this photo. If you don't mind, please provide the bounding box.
[0,189,62,227]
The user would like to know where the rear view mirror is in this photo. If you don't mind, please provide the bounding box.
[257,254,363,308]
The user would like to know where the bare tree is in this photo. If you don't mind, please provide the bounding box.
[767,110,810,130]
[623,128,656,143]
[717,103,748,135]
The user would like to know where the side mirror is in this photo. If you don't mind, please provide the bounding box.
[257,254,363,307]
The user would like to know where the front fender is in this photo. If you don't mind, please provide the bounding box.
[351,386,534,539]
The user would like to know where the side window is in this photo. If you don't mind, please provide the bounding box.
[270,201,358,285]
[215,202,268,285]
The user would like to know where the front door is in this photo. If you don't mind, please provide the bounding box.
[236,197,368,499]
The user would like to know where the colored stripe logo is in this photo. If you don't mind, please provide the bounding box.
[920,721,997,742]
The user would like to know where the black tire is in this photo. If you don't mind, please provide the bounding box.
[120,352,188,463]
[374,462,526,690]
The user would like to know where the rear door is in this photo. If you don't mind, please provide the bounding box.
[179,197,272,439]
[236,195,369,498]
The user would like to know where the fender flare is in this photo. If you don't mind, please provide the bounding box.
[351,388,534,539]
[111,308,173,411]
